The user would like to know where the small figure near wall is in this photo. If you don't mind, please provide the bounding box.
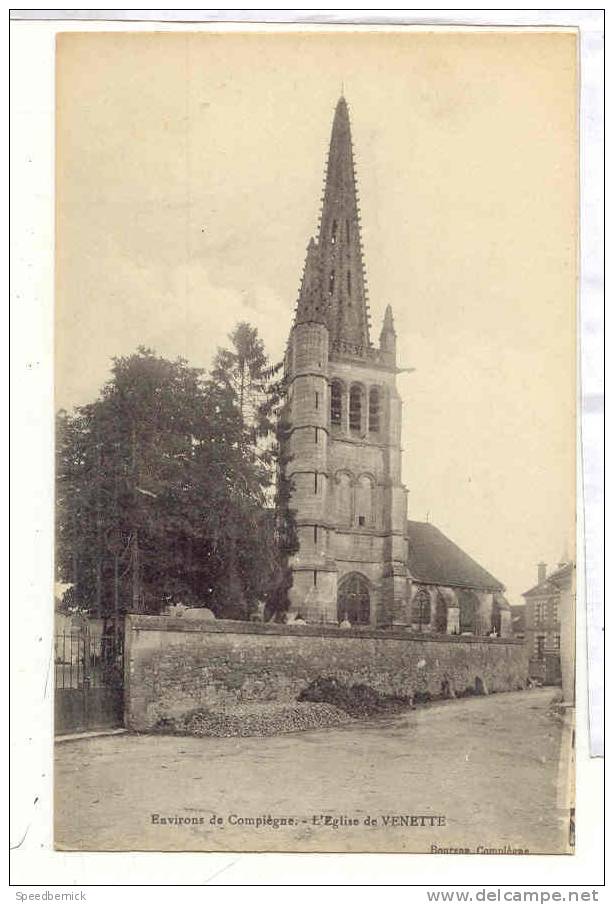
[250,600,266,622]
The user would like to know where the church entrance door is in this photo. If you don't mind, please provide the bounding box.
[337,572,370,625]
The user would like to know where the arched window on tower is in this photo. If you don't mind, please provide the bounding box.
[336,473,352,527]
[368,387,380,434]
[328,270,335,296]
[330,381,342,427]
[347,270,351,297]
[331,220,337,245]
[349,385,362,433]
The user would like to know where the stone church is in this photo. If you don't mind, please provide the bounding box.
[283,96,510,637]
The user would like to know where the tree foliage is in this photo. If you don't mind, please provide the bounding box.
[56,328,297,623]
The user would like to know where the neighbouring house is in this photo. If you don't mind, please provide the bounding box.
[282,95,510,635]
[522,560,575,693]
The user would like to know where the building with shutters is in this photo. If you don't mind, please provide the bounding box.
[522,560,575,690]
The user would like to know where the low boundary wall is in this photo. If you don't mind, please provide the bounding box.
[124,615,529,730]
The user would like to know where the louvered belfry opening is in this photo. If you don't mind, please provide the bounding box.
[330,380,343,426]
[349,385,363,433]
[368,387,380,433]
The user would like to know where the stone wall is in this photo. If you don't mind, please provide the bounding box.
[124,615,529,730]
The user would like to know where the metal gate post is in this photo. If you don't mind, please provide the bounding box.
[82,628,91,728]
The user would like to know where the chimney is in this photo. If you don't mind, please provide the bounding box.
[537,562,547,584]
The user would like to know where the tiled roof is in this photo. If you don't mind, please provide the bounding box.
[407,520,504,591]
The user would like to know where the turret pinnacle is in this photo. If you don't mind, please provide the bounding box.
[379,304,397,364]
[295,237,327,326]
[382,304,395,333]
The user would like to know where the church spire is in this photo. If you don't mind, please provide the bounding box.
[317,96,371,351]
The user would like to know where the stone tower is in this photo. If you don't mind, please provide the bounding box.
[284,96,409,625]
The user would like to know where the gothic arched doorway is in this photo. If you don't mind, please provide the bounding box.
[337,573,370,625]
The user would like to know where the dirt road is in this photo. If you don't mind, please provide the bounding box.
[55,688,572,853]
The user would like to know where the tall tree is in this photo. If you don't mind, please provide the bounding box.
[209,323,285,618]
[56,333,298,623]
[210,322,270,439]
[57,349,209,618]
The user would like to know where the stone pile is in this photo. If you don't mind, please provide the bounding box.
[155,701,351,738]
[298,675,415,717]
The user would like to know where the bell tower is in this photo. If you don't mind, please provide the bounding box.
[284,96,410,625]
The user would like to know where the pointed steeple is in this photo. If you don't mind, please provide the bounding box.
[317,96,371,351]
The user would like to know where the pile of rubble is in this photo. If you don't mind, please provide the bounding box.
[154,701,352,738]
[298,676,415,717]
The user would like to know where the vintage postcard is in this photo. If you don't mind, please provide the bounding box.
[53,27,577,854]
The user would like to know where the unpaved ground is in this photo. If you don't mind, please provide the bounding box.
[55,688,572,853]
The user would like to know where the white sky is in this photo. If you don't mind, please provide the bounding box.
[55,29,577,605]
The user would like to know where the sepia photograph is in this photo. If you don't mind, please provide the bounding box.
[51,27,578,855]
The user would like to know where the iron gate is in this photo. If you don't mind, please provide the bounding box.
[54,627,124,734]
